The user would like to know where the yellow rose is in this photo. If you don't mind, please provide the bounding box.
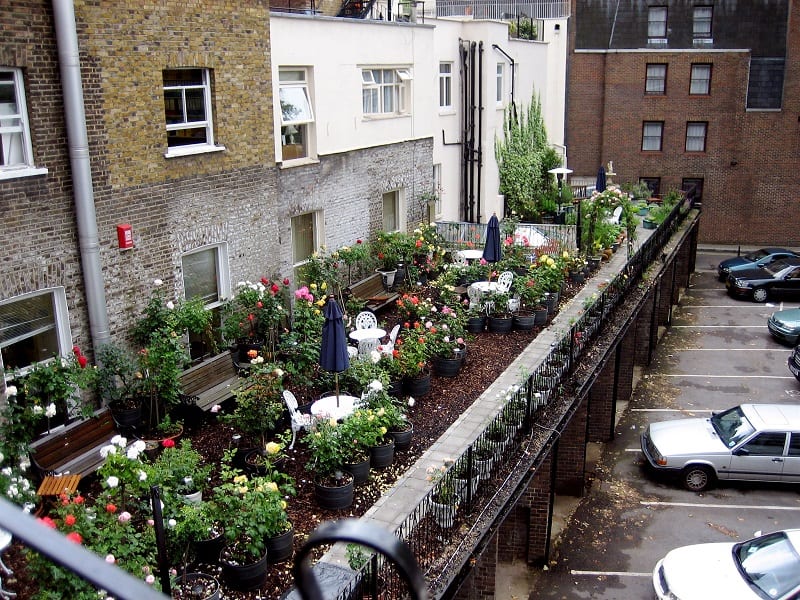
[321,281,327,290]
[237,486,248,495]
[310,283,317,290]
[233,475,248,484]
[329,418,337,427]
[281,500,287,510]
[562,250,570,259]
[265,441,281,455]
[265,481,279,493]
[380,426,387,435]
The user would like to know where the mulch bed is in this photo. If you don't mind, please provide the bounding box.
[4,282,582,599]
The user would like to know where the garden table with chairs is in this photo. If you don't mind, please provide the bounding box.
[348,328,386,343]
[309,394,360,421]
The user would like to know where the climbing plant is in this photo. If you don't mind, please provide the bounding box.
[495,93,561,220]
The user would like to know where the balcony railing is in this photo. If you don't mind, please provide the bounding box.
[434,0,570,19]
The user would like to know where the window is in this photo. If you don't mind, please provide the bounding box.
[382,190,405,232]
[362,68,412,116]
[279,69,314,161]
[439,63,453,110]
[645,64,667,95]
[432,164,442,218]
[648,6,667,38]
[642,121,663,151]
[1,289,70,375]
[740,432,786,456]
[182,245,229,359]
[162,68,217,155]
[693,6,713,38]
[292,212,321,284]
[685,122,707,152]
[496,63,504,104]
[690,64,711,95]
[640,177,661,197]
[681,178,704,205]
[789,433,800,457]
[0,67,44,179]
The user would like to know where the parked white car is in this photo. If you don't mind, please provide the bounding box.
[640,404,800,492]
[653,529,800,600]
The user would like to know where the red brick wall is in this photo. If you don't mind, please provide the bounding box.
[588,355,615,442]
[555,399,587,496]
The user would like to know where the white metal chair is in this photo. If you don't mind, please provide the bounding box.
[380,323,401,357]
[497,271,514,294]
[452,251,468,266]
[283,389,312,449]
[605,205,623,225]
[355,311,378,330]
[467,284,483,311]
[347,346,358,360]
[358,337,379,359]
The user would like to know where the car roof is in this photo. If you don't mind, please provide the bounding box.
[762,247,797,255]
[740,404,800,430]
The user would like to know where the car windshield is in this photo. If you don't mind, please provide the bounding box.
[710,406,755,448]
[745,249,769,261]
[735,532,800,598]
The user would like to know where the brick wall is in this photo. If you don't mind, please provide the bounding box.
[587,353,615,442]
[526,452,554,566]
[554,398,587,496]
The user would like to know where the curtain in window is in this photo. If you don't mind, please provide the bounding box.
[686,123,706,151]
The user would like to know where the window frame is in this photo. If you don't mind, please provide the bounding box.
[382,189,406,233]
[648,6,668,39]
[162,68,223,158]
[278,68,315,162]
[439,63,453,110]
[693,6,713,39]
[292,211,323,284]
[1,287,71,379]
[181,244,230,359]
[690,63,712,95]
[645,63,668,95]
[685,121,708,152]
[681,178,704,204]
[361,67,412,117]
[0,67,47,180]
[642,121,664,151]
[496,63,504,105]
[639,177,661,197]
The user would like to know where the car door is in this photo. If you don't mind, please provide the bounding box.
[783,433,800,483]
[771,266,800,300]
[728,432,788,482]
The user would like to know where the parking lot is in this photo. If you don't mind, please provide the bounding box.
[528,248,800,599]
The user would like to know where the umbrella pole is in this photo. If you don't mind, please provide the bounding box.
[335,373,340,407]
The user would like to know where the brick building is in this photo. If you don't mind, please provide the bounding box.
[567,0,800,245]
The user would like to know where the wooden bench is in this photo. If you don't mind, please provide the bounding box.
[29,407,118,484]
[345,272,399,313]
[179,351,250,411]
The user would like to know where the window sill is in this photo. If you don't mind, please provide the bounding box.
[279,156,319,168]
[0,166,49,181]
[439,108,456,116]
[164,144,226,159]
[362,113,411,121]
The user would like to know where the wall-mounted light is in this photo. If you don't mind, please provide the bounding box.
[554,23,561,32]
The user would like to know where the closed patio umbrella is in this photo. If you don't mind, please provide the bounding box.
[596,165,607,193]
[482,213,501,263]
[320,295,350,407]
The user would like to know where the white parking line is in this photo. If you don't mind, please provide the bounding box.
[570,570,651,577]
[641,501,800,511]
[660,374,796,379]
[663,348,791,352]
[672,325,769,328]
[630,408,714,412]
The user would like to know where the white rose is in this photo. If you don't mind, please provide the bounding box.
[153,279,163,286]
[99,444,115,458]
[32,405,43,415]
[138,470,148,482]
[45,403,57,418]
[4,386,17,398]
[166,301,175,310]
[106,476,119,488]
[132,440,146,453]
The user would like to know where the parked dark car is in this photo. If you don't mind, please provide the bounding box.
[717,247,800,282]
[768,308,800,346]
[726,258,800,302]
[789,344,800,382]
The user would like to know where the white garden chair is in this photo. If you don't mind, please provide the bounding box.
[467,284,483,311]
[380,323,401,358]
[497,271,514,294]
[452,251,468,266]
[358,337,379,359]
[283,389,312,449]
[355,311,378,330]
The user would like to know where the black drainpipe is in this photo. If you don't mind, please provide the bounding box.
[459,40,470,221]
[467,41,477,222]
[476,41,484,224]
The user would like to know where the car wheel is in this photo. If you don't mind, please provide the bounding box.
[752,287,768,303]
[683,465,714,492]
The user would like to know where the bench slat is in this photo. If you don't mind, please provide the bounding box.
[347,273,399,313]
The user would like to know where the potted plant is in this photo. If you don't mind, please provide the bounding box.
[150,438,211,504]
[169,499,225,567]
[426,457,458,528]
[372,231,413,289]
[395,323,433,397]
[339,408,389,476]
[305,417,354,509]
[221,277,290,361]
[484,288,514,333]
[220,362,286,449]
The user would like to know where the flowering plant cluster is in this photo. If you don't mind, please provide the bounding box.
[221,277,291,348]
[373,230,413,271]
[511,273,545,310]
[589,184,630,208]
[306,417,349,482]
[395,293,436,323]
[332,240,369,266]
[530,253,564,293]
[0,448,36,512]
[423,305,467,358]
[411,222,447,275]
[426,457,457,505]
[149,438,211,497]
[222,363,286,447]
[339,409,388,461]
[279,284,327,388]
[359,380,408,430]
[97,435,152,513]
[394,323,431,378]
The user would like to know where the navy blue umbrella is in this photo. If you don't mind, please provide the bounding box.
[596,166,607,193]
[482,213,502,263]
[320,295,350,406]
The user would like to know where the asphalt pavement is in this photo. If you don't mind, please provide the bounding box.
[524,248,800,599]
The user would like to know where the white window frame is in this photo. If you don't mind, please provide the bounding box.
[382,189,406,233]
[292,211,323,281]
[1,287,71,380]
[648,6,668,39]
[685,122,707,152]
[432,164,442,218]
[645,64,667,95]
[163,68,224,158]
[642,121,663,151]
[496,63,504,105]
[439,63,453,110]
[279,68,315,162]
[690,64,712,95]
[181,244,230,309]
[362,68,412,117]
[0,67,47,180]
[693,6,713,38]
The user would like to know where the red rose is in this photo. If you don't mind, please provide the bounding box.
[65,514,76,527]
[256,301,263,308]
[66,532,83,544]
[78,355,88,368]
[283,278,290,285]
[356,239,362,244]
[260,277,269,285]
[72,345,81,357]
[248,313,255,321]
[39,517,56,529]
[415,239,422,248]
[271,284,280,294]
[74,495,85,504]
[404,322,410,329]
[106,503,117,513]
[162,438,176,448]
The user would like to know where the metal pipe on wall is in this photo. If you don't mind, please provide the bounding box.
[476,41,483,223]
[52,0,111,353]
[467,41,476,223]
